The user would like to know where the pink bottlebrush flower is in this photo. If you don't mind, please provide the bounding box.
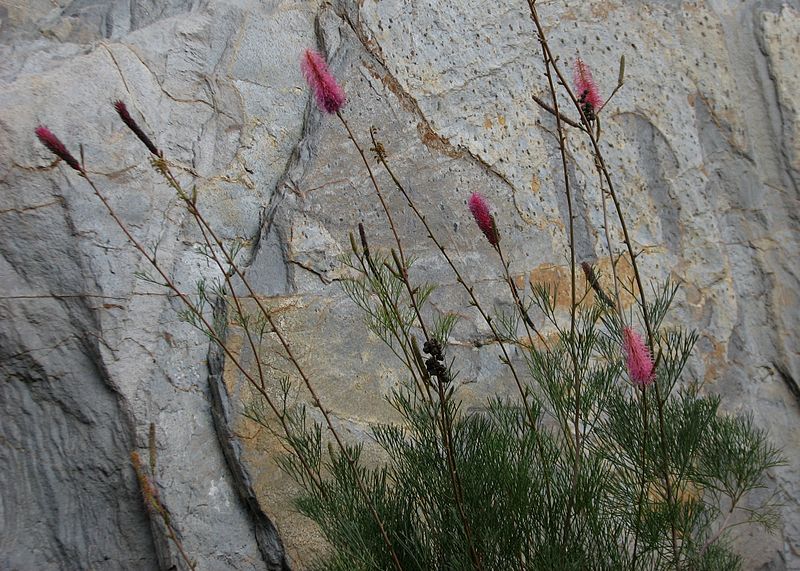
[113,100,160,157]
[573,58,603,117]
[301,49,346,114]
[35,125,84,174]
[468,192,500,246]
[622,326,655,387]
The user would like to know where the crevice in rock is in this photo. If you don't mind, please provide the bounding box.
[194,7,341,569]
[244,6,342,294]
[205,298,293,571]
[615,111,682,255]
[752,3,799,199]
[774,361,800,408]
[289,259,342,285]
[332,1,524,202]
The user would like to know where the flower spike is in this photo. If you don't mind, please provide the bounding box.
[301,49,346,114]
[622,326,655,387]
[573,58,603,121]
[35,125,84,174]
[468,192,500,246]
[113,101,161,157]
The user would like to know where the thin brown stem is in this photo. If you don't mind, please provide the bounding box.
[337,113,430,343]
[495,243,549,349]
[631,387,651,570]
[527,0,582,545]
[164,517,196,570]
[180,193,405,571]
[598,172,624,321]
[526,6,679,561]
[190,204,267,393]
[338,114,480,570]
[410,338,483,571]
[369,129,537,432]
[495,245,556,512]
[531,94,584,130]
[438,377,483,571]
[597,149,649,569]
[131,452,196,570]
[82,164,402,569]
[355,233,436,409]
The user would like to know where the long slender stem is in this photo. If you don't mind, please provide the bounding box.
[526,0,582,545]
[526,5,679,562]
[495,243,549,349]
[84,174,327,496]
[355,233,436,413]
[131,452,196,570]
[437,374,482,571]
[598,171,624,320]
[598,154,649,568]
[338,113,481,570]
[82,152,403,570]
[181,195,405,571]
[369,129,537,433]
[164,516,196,570]
[193,209,267,392]
[596,148,649,568]
[337,113,431,342]
[631,388,650,570]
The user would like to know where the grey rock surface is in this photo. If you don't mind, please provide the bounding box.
[1,0,316,569]
[0,0,798,570]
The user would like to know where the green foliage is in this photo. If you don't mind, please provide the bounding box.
[252,240,783,571]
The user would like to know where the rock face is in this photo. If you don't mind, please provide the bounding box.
[0,0,798,570]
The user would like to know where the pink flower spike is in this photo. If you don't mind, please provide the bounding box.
[573,58,603,116]
[113,100,160,157]
[622,326,655,387]
[35,125,84,174]
[468,192,500,246]
[301,49,346,114]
